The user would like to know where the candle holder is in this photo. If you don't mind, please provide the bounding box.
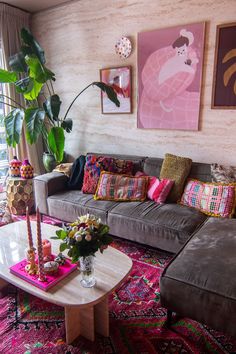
[25,247,38,275]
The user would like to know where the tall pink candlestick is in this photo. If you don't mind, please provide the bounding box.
[36,207,46,282]
[26,206,33,249]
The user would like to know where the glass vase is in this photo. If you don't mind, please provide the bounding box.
[79,255,96,288]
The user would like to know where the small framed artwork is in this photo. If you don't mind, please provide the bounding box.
[100,66,132,114]
[212,22,236,109]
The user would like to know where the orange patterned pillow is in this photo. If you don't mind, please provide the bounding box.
[94,172,149,201]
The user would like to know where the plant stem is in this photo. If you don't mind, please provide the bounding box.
[0,94,25,109]
[45,81,52,96]
[0,101,18,109]
[50,80,55,95]
[63,83,93,121]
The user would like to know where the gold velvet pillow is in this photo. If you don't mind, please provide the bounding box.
[160,153,192,202]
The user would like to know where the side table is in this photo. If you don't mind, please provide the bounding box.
[6,177,34,215]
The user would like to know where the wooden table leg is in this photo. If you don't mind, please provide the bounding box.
[65,305,95,344]
[94,296,109,337]
[0,278,9,298]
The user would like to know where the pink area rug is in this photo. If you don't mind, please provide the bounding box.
[0,217,236,353]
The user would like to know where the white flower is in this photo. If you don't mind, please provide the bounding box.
[74,232,82,242]
[72,226,78,232]
[85,234,92,242]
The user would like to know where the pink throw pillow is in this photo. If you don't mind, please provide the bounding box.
[148,177,174,203]
[135,172,174,203]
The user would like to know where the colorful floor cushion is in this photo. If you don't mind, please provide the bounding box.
[180,179,236,218]
[82,155,134,194]
[160,153,192,202]
[94,172,148,201]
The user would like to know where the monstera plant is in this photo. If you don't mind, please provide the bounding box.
[0,28,119,166]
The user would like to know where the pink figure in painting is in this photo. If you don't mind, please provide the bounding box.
[138,25,204,130]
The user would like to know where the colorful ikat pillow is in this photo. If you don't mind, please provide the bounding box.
[180,179,236,218]
[94,172,149,201]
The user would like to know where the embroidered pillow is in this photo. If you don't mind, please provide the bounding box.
[180,179,236,218]
[160,153,192,202]
[211,163,236,183]
[82,155,116,194]
[94,172,148,201]
[113,159,134,175]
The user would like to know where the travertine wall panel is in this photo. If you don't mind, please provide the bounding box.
[32,0,236,164]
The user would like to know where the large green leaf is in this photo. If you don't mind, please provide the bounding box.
[93,82,120,107]
[9,52,27,73]
[15,77,34,94]
[43,94,61,120]
[25,108,45,144]
[23,79,43,100]
[21,28,46,65]
[61,118,73,133]
[4,109,24,147]
[25,55,55,83]
[0,69,18,83]
[48,127,65,163]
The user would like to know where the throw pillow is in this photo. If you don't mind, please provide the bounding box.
[53,163,73,177]
[94,172,149,201]
[211,163,236,183]
[113,158,134,175]
[82,155,116,194]
[160,153,192,202]
[135,172,174,203]
[67,155,86,190]
[180,179,236,218]
[148,177,174,204]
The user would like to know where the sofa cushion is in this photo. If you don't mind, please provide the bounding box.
[160,153,192,202]
[108,202,207,253]
[160,218,236,336]
[180,179,236,218]
[94,172,148,201]
[47,190,119,223]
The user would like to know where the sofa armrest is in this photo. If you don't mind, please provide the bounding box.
[34,172,68,215]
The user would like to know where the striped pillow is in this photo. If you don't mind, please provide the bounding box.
[94,172,148,201]
[180,179,236,218]
[148,177,174,204]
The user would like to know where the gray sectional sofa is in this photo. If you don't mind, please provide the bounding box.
[34,152,236,337]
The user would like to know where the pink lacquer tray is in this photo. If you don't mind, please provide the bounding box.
[10,256,77,291]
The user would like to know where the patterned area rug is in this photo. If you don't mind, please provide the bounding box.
[0,217,236,354]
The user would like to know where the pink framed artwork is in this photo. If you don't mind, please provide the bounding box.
[137,22,205,130]
[100,66,132,114]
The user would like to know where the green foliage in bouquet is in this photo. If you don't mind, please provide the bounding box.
[52,214,112,262]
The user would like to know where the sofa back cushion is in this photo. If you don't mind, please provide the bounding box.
[160,154,192,202]
[143,157,211,182]
[180,179,236,218]
[94,172,149,201]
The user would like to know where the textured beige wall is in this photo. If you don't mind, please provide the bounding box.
[32,0,236,164]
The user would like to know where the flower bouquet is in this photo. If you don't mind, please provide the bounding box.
[52,214,112,287]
